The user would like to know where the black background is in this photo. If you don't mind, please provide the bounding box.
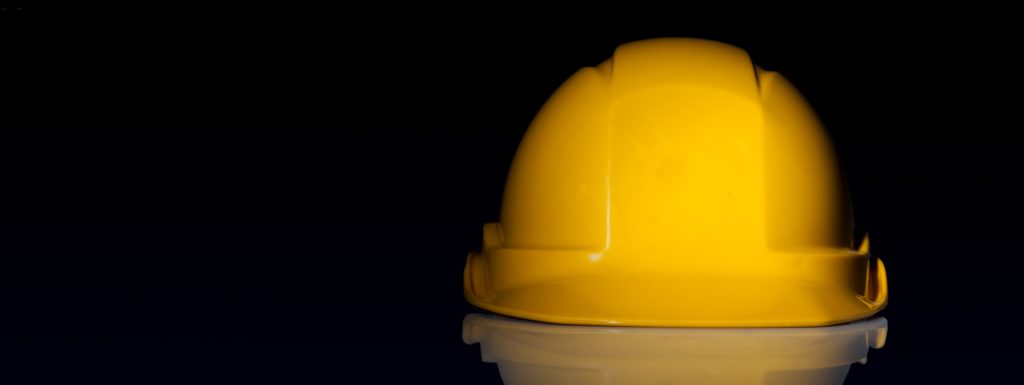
[2,9,1021,383]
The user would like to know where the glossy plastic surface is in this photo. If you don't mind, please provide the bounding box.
[463,313,888,385]
[464,38,888,326]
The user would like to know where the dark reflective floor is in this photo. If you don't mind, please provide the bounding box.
[0,312,895,384]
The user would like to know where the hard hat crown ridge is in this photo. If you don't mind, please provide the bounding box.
[464,38,888,327]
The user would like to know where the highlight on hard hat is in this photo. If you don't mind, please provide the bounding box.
[463,313,888,385]
[463,37,888,327]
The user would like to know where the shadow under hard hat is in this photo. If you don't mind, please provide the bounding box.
[463,313,888,384]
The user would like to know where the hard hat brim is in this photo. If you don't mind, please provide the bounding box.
[465,257,887,327]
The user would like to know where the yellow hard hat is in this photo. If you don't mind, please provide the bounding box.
[463,38,888,327]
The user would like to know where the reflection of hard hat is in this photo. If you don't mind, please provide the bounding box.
[463,313,887,385]
[463,38,888,327]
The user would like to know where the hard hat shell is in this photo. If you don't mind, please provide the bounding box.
[464,38,887,327]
